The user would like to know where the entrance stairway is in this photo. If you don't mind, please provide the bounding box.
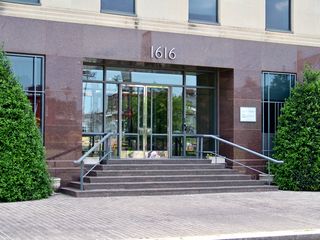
[60,159,277,197]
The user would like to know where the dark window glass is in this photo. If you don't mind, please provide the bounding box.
[8,54,45,133]
[101,0,135,15]
[263,73,294,101]
[189,0,218,23]
[262,72,296,156]
[266,0,291,31]
[1,0,39,4]
[9,55,34,91]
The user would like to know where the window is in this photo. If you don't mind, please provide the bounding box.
[101,0,135,15]
[266,0,291,31]
[262,72,296,156]
[7,54,45,133]
[1,0,40,4]
[189,0,218,24]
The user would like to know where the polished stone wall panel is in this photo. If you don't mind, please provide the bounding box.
[1,15,320,180]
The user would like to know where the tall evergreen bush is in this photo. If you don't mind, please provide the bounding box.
[0,48,52,202]
[272,67,320,191]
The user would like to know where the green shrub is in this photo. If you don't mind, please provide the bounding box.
[0,48,52,202]
[272,67,320,191]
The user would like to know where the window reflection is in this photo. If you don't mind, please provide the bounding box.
[107,68,183,85]
[172,87,183,133]
[82,83,103,132]
[185,88,197,134]
[262,72,296,156]
[8,54,44,133]
[101,0,135,15]
[9,55,34,91]
[83,62,217,158]
[2,0,39,4]
[186,72,216,87]
[266,0,291,31]
[82,65,103,81]
[105,84,118,133]
[189,0,218,23]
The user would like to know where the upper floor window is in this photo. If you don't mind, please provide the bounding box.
[189,0,218,24]
[266,0,291,31]
[101,0,135,16]
[1,0,39,4]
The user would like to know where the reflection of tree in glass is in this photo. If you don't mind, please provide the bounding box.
[266,74,291,101]
[172,95,183,132]
[122,88,140,133]
[151,90,167,133]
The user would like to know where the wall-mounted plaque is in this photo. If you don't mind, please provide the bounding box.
[240,107,256,122]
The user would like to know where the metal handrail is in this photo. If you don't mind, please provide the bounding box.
[184,134,283,164]
[74,132,114,165]
[184,134,282,185]
[75,133,282,191]
[74,132,114,191]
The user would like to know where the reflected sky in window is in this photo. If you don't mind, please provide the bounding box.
[189,0,217,23]
[266,0,290,31]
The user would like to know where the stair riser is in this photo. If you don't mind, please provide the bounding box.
[105,160,213,165]
[89,169,237,176]
[95,165,225,170]
[70,181,267,190]
[61,186,278,198]
[84,175,251,183]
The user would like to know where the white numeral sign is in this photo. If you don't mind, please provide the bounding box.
[151,46,176,60]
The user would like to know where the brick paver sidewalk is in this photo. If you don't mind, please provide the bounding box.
[0,191,320,240]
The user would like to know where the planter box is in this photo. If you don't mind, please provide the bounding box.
[259,174,274,183]
[51,177,61,192]
[209,156,225,164]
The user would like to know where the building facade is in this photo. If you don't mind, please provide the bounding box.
[1,0,320,184]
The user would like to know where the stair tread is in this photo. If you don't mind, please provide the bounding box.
[101,164,220,166]
[93,169,234,172]
[62,185,277,193]
[85,174,249,179]
[71,180,266,185]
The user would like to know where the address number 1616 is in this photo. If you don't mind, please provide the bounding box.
[151,46,176,60]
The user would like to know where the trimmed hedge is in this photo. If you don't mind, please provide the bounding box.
[272,67,320,191]
[0,48,52,202]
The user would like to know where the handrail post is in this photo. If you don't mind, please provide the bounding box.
[80,161,84,191]
[196,137,199,158]
[105,138,109,164]
[200,137,203,159]
[268,161,271,185]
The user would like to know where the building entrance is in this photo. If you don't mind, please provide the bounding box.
[120,85,170,158]
[82,61,218,159]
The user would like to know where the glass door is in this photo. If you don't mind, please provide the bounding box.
[120,85,169,158]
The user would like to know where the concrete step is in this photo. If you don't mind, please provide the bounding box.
[69,180,267,190]
[95,163,225,170]
[233,165,267,175]
[84,174,251,183]
[233,159,267,166]
[106,159,212,164]
[60,185,278,197]
[47,160,76,168]
[89,169,238,176]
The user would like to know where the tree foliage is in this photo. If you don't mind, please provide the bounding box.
[0,48,52,202]
[272,67,320,191]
